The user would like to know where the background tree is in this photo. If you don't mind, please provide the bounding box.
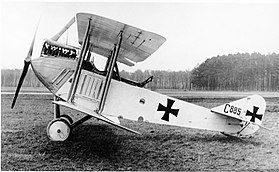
[2,52,279,91]
[191,52,279,91]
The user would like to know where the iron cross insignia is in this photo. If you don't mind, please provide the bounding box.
[157,98,179,122]
[245,106,263,122]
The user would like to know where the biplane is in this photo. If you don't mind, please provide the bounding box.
[12,13,268,141]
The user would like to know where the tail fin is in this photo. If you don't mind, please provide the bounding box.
[241,95,266,126]
[211,95,267,135]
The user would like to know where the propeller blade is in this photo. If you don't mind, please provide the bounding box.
[11,61,30,109]
[11,24,38,109]
[25,24,38,62]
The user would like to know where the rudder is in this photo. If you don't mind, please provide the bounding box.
[211,95,266,136]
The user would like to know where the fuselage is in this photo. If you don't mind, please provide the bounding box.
[29,39,264,137]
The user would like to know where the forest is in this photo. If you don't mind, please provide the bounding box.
[1,53,279,91]
[191,52,279,91]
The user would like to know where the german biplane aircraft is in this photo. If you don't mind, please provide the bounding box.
[12,13,268,141]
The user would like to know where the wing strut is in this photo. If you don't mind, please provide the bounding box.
[97,31,123,113]
[68,18,91,102]
[51,17,76,41]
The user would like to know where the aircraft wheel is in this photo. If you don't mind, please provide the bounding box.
[47,118,71,141]
[60,114,73,124]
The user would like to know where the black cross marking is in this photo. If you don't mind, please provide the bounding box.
[157,99,179,122]
[245,106,263,122]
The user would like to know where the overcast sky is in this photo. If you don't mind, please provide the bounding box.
[1,1,279,71]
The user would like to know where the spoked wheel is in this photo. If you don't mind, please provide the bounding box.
[47,118,71,141]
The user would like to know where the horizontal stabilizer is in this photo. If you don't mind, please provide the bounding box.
[53,101,140,135]
[211,95,267,128]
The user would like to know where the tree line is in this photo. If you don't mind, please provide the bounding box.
[191,52,279,91]
[1,69,44,87]
[1,52,279,91]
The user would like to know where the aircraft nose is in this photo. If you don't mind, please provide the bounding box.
[31,57,76,93]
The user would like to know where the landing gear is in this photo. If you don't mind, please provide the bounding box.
[60,114,74,124]
[47,118,71,141]
[47,96,93,141]
[47,96,72,141]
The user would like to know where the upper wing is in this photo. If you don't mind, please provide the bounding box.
[76,13,166,66]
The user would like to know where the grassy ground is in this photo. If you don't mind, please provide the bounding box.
[1,92,279,170]
[1,87,49,93]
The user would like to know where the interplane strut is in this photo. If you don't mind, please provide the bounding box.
[68,18,91,102]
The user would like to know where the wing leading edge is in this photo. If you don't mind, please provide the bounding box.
[76,13,166,66]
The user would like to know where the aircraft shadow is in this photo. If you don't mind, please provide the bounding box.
[140,129,262,146]
[23,124,262,169]
[185,132,262,146]
[37,124,127,162]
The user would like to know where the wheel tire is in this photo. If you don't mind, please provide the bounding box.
[47,118,71,141]
[60,114,74,124]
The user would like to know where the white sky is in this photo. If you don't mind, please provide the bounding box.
[1,1,279,72]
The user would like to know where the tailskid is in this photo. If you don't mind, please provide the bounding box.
[220,132,253,140]
[221,121,254,139]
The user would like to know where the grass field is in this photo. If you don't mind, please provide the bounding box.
[1,87,49,93]
[1,91,279,170]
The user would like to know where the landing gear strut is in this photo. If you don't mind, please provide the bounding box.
[46,96,72,141]
[46,96,93,141]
